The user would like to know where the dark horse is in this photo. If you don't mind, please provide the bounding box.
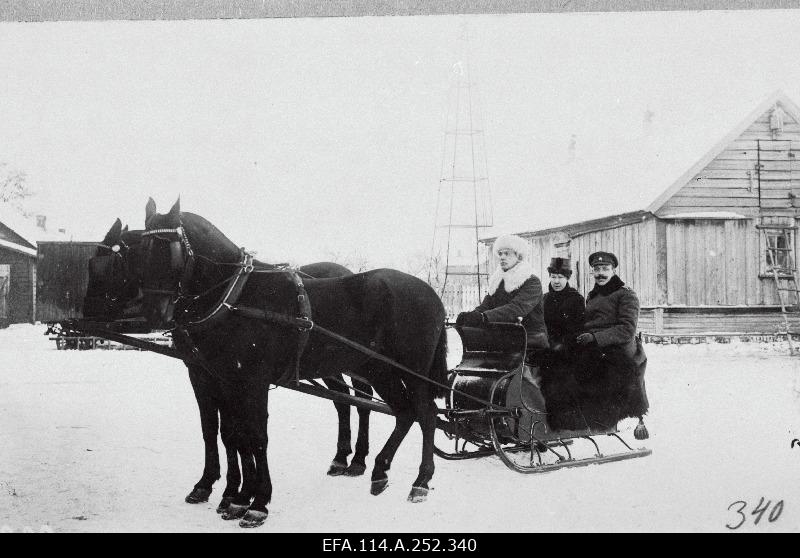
[87,218,374,513]
[140,198,448,528]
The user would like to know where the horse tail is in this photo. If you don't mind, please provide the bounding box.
[430,328,450,399]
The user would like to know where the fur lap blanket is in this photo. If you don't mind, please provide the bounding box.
[538,343,649,432]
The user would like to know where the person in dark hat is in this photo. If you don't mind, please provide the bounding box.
[455,234,548,350]
[542,257,585,357]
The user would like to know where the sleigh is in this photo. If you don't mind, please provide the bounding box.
[434,322,651,473]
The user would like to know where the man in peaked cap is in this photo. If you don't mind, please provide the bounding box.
[569,250,649,430]
[456,234,548,350]
[542,257,585,357]
[577,251,636,356]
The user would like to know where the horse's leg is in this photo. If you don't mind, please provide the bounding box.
[185,366,221,504]
[239,374,272,528]
[322,376,353,476]
[408,383,437,503]
[217,407,241,513]
[344,379,372,477]
[368,374,415,496]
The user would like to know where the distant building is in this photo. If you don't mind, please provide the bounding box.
[482,91,800,337]
[0,209,69,326]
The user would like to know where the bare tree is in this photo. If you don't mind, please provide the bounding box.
[0,163,33,214]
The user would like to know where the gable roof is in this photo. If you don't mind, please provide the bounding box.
[482,90,800,244]
[646,89,800,214]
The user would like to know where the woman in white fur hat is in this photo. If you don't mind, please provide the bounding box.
[456,234,549,350]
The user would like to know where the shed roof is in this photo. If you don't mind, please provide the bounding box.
[0,238,37,257]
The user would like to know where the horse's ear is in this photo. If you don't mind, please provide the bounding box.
[146,197,157,224]
[122,225,129,234]
[167,197,181,220]
[102,218,123,246]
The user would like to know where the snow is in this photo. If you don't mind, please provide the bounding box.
[1,324,800,533]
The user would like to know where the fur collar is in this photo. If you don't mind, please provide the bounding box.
[488,260,534,296]
[588,274,625,298]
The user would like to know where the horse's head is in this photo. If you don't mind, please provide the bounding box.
[141,197,250,329]
[83,218,144,320]
[140,197,188,328]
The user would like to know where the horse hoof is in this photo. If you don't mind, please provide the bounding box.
[370,477,389,496]
[344,462,366,477]
[221,503,249,521]
[239,510,269,528]
[327,460,347,476]
[407,486,429,503]
[185,487,212,504]
[216,496,235,514]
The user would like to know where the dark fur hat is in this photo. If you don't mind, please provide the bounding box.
[547,257,572,278]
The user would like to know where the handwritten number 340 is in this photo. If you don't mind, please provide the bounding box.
[726,498,784,530]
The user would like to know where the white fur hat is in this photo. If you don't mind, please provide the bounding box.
[493,234,528,259]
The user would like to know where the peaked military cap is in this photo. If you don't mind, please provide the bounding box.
[588,251,618,267]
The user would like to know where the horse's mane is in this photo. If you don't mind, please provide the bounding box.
[179,212,242,262]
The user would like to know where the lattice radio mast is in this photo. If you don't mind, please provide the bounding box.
[428,25,494,299]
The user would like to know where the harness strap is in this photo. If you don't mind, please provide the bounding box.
[182,250,253,332]
[229,305,506,410]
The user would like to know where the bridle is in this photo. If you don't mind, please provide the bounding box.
[141,225,194,287]
[140,222,257,329]
[85,240,139,316]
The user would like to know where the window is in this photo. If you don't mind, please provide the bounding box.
[763,230,794,275]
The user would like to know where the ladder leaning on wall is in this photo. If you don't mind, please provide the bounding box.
[758,225,800,355]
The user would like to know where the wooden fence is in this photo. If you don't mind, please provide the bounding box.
[440,283,483,321]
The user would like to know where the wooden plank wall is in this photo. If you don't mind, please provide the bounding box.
[0,247,35,324]
[639,308,800,334]
[35,242,97,322]
[658,109,800,216]
[569,218,658,306]
[664,217,796,306]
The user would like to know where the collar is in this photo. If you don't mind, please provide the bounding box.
[487,260,534,295]
[548,282,575,294]
[588,274,625,298]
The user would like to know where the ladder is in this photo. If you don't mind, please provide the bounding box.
[758,225,800,354]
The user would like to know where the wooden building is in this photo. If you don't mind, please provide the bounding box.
[484,91,800,337]
[0,209,73,326]
[35,241,98,323]
[0,230,37,328]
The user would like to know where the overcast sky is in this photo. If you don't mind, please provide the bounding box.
[3,9,800,269]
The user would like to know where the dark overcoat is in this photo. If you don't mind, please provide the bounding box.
[584,281,640,357]
[542,284,585,352]
[475,275,548,349]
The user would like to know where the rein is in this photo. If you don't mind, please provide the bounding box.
[141,220,508,411]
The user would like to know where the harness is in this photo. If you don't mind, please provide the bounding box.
[141,224,312,386]
[139,221,505,410]
[85,241,137,317]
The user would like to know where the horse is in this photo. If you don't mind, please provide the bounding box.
[140,198,448,528]
[87,218,374,514]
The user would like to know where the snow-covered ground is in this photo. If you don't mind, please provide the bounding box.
[1,323,799,533]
